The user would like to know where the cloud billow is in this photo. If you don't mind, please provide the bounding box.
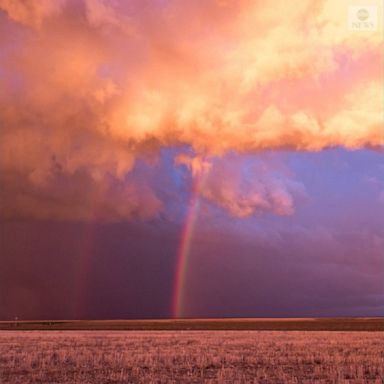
[0,0,382,220]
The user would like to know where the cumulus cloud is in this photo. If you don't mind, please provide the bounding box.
[202,168,300,218]
[0,0,382,220]
[176,154,306,217]
[0,0,66,28]
[175,154,212,177]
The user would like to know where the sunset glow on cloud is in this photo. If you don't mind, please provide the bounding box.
[0,0,382,220]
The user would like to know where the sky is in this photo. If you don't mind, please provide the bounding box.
[0,0,383,320]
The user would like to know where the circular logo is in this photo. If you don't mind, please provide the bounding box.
[357,8,369,21]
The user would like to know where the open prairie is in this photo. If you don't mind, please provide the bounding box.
[1,330,383,383]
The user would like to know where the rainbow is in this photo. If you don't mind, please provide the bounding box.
[172,171,208,318]
[73,188,105,319]
[72,168,209,319]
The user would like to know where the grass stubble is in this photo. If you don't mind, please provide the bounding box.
[0,330,383,383]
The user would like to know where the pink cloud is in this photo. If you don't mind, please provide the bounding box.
[0,0,381,220]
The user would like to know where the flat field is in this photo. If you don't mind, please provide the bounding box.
[1,330,383,383]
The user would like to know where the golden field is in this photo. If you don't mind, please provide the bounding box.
[1,330,383,383]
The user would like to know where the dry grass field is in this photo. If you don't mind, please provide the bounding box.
[1,330,383,383]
